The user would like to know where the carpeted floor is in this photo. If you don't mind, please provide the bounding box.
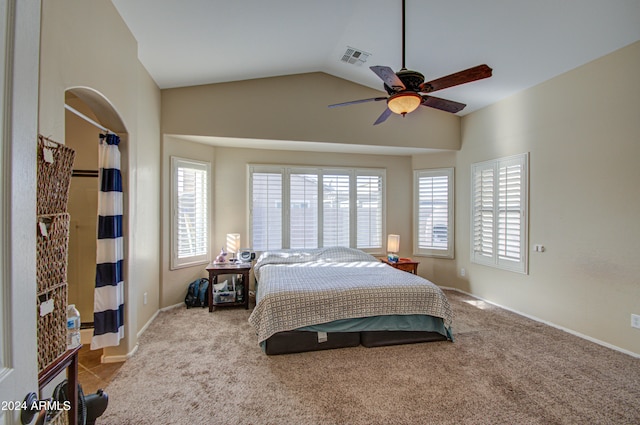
[100,290,640,424]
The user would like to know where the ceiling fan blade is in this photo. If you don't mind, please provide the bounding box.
[328,97,387,108]
[421,95,466,113]
[370,66,406,91]
[373,108,393,125]
[420,64,492,93]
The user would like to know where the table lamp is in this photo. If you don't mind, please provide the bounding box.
[387,234,400,263]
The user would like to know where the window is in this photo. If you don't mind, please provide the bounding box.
[322,172,350,248]
[471,153,529,273]
[413,168,454,258]
[249,165,385,253]
[171,157,210,269]
[290,171,318,249]
[251,170,283,251]
[356,172,384,249]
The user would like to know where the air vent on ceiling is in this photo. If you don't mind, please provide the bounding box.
[341,46,371,66]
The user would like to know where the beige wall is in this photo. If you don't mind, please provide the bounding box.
[39,0,161,359]
[132,62,162,338]
[161,72,461,151]
[447,41,640,356]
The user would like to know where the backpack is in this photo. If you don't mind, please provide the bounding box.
[185,278,209,308]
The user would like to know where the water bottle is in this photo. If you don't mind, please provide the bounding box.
[67,304,81,349]
[236,281,244,303]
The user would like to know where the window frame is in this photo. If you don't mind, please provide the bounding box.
[413,168,455,259]
[170,156,211,270]
[248,165,386,254]
[471,153,529,274]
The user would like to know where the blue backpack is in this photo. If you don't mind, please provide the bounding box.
[185,278,209,308]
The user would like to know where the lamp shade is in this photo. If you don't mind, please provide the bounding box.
[226,233,241,254]
[387,234,400,253]
[387,92,422,115]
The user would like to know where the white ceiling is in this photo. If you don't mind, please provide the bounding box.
[111,0,640,117]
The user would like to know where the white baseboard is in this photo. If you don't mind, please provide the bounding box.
[101,344,138,364]
[161,302,185,312]
[441,286,640,359]
[137,310,160,339]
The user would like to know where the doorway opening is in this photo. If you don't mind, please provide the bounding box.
[64,87,128,354]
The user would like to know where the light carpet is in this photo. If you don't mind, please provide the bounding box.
[100,290,640,424]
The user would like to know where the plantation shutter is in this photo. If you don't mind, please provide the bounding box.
[472,163,495,263]
[289,172,319,249]
[251,171,283,251]
[356,172,384,249]
[322,173,350,247]
[498,161,523,264]
[172,158,210,269]
[471,153,528,273]
[414,168,454,258]
[249,165,385,254]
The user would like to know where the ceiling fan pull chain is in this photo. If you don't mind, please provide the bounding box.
[401,0,406,70]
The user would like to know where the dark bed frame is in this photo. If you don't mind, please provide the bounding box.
[263,329,448,355]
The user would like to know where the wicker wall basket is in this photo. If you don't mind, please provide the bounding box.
[36,213,70,294]
[37,283,68,372]
[37,136,75,215]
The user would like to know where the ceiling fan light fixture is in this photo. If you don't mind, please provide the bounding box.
[387,92,422,116]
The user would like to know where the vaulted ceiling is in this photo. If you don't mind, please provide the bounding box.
[112,0,640,116]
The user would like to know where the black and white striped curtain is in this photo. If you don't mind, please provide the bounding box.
[91,133,125,349]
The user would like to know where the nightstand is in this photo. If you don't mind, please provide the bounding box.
[205,262,252,312]
[379,258,419,275]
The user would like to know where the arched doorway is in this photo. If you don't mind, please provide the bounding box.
[64,87,128,355]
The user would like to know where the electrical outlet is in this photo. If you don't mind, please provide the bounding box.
[143,292,148,305]
[460,268,466,277]
[631,314,640,329]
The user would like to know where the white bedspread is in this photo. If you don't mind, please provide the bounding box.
[248,247,453,343]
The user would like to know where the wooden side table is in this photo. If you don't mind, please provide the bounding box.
[379,258,420,275]
[206,262,251,312]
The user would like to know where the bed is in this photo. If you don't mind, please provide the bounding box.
[248,246,453,355]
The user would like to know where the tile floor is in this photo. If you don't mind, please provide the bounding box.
[77,345,124,394]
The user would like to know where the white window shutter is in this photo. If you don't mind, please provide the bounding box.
[249,166,385,254]
[356,173,384,249]
[414,168,454,258]
[497,156,528,271]
[471,153,528,273]
[171,157,210,269]
[289,172,319,249]
[472,164,495,264]
[251,171,283,251]
[322,173,350,248]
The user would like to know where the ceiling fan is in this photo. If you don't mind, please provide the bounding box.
[328,0,492,125]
